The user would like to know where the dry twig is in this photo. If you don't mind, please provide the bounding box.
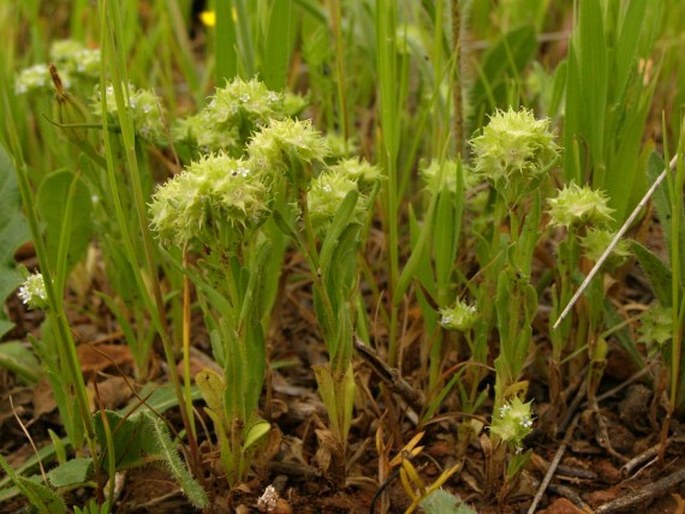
[595,465,685,513]
[527,414,581,514]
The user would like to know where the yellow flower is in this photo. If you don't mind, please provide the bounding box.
[200,8,238,27]
[200,10,216,27]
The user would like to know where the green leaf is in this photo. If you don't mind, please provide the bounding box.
[244,420,270,450]
[0,144,29,266]
[94,410,155,470]
[420,489,476,514]
[0,341,41,384]
[319,189,359,273]
[647,151,685,273]
[0,319,15,340]
[631,240,675,307]
[15,476,66,514]
[120,383,199,418]
[0,436,71,492]
[35,170,92,272]
[148,413,208,508]
[0,451,66,514]
[195,368,225,417]
[262,0,295,90]
[577,0,607,178]
[47,458,93,488]
[470,25,537,123]
[0,144,30,333]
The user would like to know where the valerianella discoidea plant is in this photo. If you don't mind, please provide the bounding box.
[471,107,559,204]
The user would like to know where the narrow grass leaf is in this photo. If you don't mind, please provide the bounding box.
[262,0,294,90]
[215,0,238,82]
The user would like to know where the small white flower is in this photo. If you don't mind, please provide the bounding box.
[18,273,48,309]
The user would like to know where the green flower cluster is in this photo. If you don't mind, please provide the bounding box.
[151,79,378,249]
[421,159,459,194]
[50,39,100,79]
[638,304,672,348]
[439,300,477,332]
[94,83,167,144]
[580,227,630,266]
[307,158,380,234]
[249,118,329,168]
[15,39,100,95]
[471,108,559,202]
[489,396,534,451]
[172,77,307,153]
[17,272,48,310]
[149,154,270,248]
[548,183,614,229]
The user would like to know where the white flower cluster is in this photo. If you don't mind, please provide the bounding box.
[17,273,48,309]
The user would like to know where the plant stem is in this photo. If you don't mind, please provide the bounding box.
[451,0,463,155]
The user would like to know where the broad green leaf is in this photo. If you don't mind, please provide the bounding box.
[121,383,201,417]
[420,489,476,514]
[47,458,93,488]
[93,410,155,470]
[0,341,41,384]
[35,170,92,272]
[631,240,675,307]
[0,144,30,333]
[195,368,225,415]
